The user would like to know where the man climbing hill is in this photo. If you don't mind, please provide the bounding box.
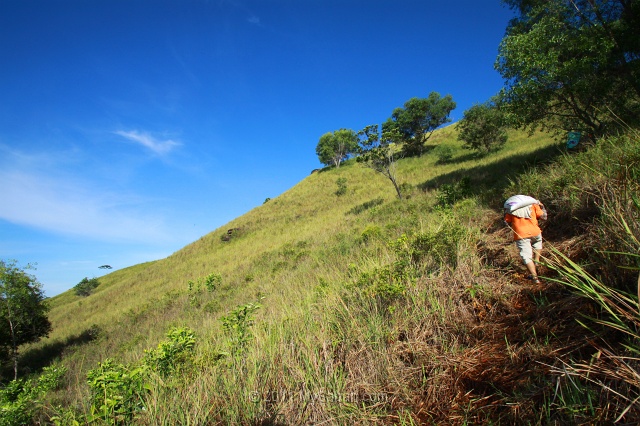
[504,195,548,284]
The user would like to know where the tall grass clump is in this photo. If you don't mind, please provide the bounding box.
[545,244,640,423]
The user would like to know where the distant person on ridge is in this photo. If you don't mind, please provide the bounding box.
[503,195,548,284]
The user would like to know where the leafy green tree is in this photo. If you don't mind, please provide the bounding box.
[315,128,359,168]
[74,277,100,297]
[496,0,640,137]
[357,124,404,199]
[384,92,456,156]
[457,101,509,153]
[0,261,52,380]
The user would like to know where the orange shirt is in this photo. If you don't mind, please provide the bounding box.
[504,204,546,240]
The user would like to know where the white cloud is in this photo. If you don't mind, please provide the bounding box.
[114,130,181,155]
[0,168,170,243]
[0,146,173,244]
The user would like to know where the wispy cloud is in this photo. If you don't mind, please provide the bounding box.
[0,146,173,244]
[0,169,169,243]
[248,15,260,25]
[114,130,181,155]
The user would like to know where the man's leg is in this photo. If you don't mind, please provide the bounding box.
[516,238,540,282]
[531,235,543,272]
[525,260,538,279]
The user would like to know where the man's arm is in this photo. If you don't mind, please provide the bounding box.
[504,211,514,227]
[537,203,548,221]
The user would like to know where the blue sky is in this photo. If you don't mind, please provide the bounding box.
[0,0,514,296]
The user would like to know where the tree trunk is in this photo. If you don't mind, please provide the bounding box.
[5,300,18,380]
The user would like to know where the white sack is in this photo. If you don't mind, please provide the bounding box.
[504,195,539,213]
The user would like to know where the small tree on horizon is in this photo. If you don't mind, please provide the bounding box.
[74,276,100,297]
[457,100,509,154]
[315,128,360,168]
[357,124,404,199]
[0,260,52,380]
[384,92,456,157]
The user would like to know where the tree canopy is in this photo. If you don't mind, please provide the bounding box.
[384,92,456,156]
[74,276,100,297]
[1,260,52,380]
[457,101,509,153]
[496,0,640,137]
[315,128,359,168]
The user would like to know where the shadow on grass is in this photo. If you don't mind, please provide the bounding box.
[13,325,102,377]
[418,143,564,207]
[442,151,481,165]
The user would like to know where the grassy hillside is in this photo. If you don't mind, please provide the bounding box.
[9,126,640,424]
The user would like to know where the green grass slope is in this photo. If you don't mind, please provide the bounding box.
[14,126,640,424]
[41,126,554,358]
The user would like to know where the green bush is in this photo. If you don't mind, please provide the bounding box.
[335,177,348,196]
[436,176,471,207]
[143,327,196,377]
[220,300,262,357]
[188,272,220,306]
[74,277,100,297]
[360,224,382,243]
[354,265,407,307]
[87,359,147,425]
[0,365,67,426]
[435,144,455,164]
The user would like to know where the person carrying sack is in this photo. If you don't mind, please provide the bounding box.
[504,195,548,284]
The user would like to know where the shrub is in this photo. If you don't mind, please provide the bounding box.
[360,225,382,243]
[354,265,407,307]
[435,144,455,164]
[74,277,100,297]
[409,224,466,269]
[144,327,196,377]
[335,177,348,196]
[87,359,147,425]
[220,300,262,357]
[188,273,220,306]
[436,176,471,207]
[0,365,67,426]
[457,101,508,153]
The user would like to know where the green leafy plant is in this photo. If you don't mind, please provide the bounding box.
[436,176,471,207]
[316,128,359,168]
[335,177,348,196]
[220,299,262,357]
[384,92,456,157]
[435,144,455,164]
[86,359,148,425]
[188,273,221,306]
[357,124,405,199]
[360,224,382,243]
[0,365,66,426]
[144,327,196,377]
[457,101,508,154]
[0,261,52,380]
[409,224,466,269]
[354,265,407,307]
